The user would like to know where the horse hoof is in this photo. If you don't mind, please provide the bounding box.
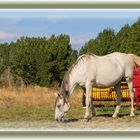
[112,115,117,118]
[83,118,89,122]
[130,114,135,117]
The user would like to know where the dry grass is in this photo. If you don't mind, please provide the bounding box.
[0,86,84,121]
[0,86,57,108]
[0,86,59,121]
[0,86,140,123]
[0,86,83,108]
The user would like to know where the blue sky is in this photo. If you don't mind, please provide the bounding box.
[0,9,140,50]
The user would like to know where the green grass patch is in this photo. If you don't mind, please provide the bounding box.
[0,105,140,122]
[0,106,54,122]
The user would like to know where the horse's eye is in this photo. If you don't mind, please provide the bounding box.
[57,104,61,108]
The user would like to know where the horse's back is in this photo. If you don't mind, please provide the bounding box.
[97,52,133,67]
[74,52,134,87]
[85,52,133,87]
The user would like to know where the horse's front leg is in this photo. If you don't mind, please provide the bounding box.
[84,82,93,122]
[81,86,96,117]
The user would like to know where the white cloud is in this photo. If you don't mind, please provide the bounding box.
[70,33,95,50]
[0,31,17,40]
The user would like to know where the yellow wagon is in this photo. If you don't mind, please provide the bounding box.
[92,81,130,101]
[82,81,130,106]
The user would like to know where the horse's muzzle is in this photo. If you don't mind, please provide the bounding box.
[55,116,64,123]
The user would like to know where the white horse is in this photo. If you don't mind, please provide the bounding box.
[55,52,140,122]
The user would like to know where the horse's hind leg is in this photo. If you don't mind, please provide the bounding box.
[112,82,122,118]
[126,77,135,117]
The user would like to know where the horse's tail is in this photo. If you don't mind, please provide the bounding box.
[128,53,140,66]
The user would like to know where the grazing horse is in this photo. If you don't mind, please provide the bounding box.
[55,52,140,122]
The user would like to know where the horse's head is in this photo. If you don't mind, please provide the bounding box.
[54,92,70,122]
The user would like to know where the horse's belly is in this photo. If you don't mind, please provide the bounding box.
[93,60,124,87]
[94,74,123,88]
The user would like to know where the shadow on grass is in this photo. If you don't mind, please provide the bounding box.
[64,114,128,123]
[64,118,79,123]
[96,113,131,118]
[64,117,94,123]
[63,112,140,123]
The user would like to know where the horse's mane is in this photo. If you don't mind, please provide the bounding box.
[67,53,95,76]
[60,53,95,97]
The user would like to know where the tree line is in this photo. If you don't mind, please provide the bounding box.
[0,18,140,87]
[0,35,78,87]
[80,18,140,56]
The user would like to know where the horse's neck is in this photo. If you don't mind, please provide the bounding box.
[68,73,78,96]
[60,75,77,98]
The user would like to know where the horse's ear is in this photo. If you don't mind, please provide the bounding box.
[54,92,58,97]
[55,92,61,97]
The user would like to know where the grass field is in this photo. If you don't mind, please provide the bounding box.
[0,86,140,130]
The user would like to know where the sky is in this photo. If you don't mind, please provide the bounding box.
[0,9,140,50]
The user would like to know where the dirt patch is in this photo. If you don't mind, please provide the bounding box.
[0,115,140,131]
